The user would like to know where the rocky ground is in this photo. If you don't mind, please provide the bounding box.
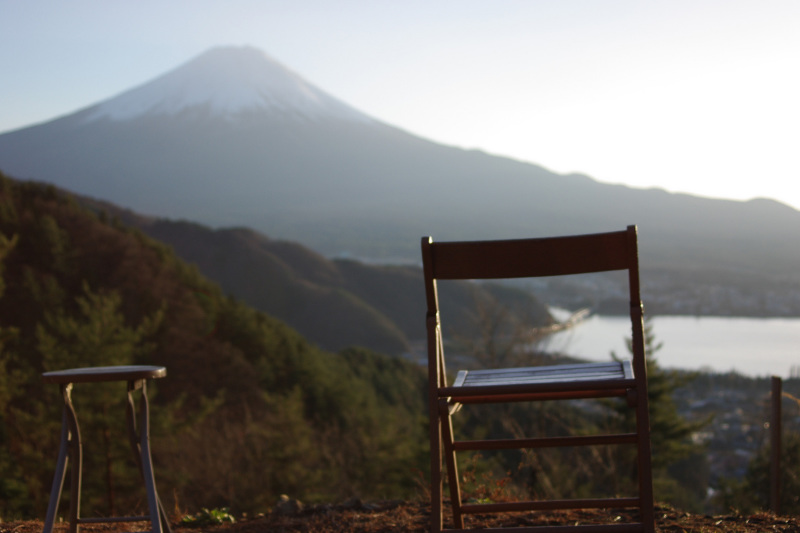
[3,500,800,533]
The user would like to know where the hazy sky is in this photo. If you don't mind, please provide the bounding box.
[2,1,799,209]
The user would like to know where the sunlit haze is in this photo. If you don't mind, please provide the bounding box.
[1,0,799,209]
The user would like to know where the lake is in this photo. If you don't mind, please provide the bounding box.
[542,310,800,378]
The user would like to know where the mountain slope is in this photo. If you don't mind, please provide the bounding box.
[100,208,552,355]
[1,45,799,287]
[138,220,412,354]
[0,172,429,515]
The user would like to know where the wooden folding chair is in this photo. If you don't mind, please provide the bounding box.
[422,225,654,533]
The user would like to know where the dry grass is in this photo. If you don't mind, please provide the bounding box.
[3,501,800,533]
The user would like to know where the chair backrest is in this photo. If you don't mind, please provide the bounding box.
[421,225,645,380]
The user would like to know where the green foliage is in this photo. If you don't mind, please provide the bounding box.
[718,431,800,515]
[135,222,555,358]
[609,319,711,511]
[0,229,28,517]
[181,507,235,527]
[717,404,800,516]
[34,283,164,515]
[37,282,163,371]
[0,172,428,518]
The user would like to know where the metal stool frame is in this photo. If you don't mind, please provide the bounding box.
[41,366,172,533]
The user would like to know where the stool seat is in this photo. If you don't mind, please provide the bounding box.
[42,365,171,533]
[43,365,167,384]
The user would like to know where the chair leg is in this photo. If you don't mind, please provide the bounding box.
[635,395,655,533]
[127,380,171,533]
[439,400,463,530]
[43,407,71,533]
[59,384,83,533]
[430,398,443,533]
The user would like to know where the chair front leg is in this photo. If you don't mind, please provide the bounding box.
[635,389,655,533]
[43,406,70,533]
[127,380,171,533]
[61,384,83,533]
[439,399,463,530]
[429,384,446,532]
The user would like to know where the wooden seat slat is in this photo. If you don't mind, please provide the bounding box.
[458,361,632,387]
[461,361,622,376]
[464,368,623,382]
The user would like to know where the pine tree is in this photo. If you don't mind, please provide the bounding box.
[31,283,164,516]
[0,232,28,518]
[609,319,711,511]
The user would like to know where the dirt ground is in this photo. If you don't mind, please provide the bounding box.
[3,501,800,533]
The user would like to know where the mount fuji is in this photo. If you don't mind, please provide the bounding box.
[81,46,371,124]
[1,45,800,289]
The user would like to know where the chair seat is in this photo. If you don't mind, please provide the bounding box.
[444,361,636,405]
[453,361,633,388]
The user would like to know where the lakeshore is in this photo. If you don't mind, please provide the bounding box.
[542,310,800,378]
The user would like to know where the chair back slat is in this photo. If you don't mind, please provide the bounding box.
[428,229,632,280]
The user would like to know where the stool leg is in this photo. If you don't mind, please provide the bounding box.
[127,380,171,533]
[43,407,70,533]
[53,383,84,533]
[43,383,82,533]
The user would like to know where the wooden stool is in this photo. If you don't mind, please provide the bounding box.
[41,365,172,533]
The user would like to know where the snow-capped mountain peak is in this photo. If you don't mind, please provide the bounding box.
[83,46,371,123]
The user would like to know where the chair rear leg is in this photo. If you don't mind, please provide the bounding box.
[62,385,83,533]
[43,408,70,533]
[430,399,443,533]
[636,392,655,533]
[439,400,463,529]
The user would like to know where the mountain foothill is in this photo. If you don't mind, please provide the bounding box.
[0,164,550,515]
[96,200,553,357]
[0,173,438,516]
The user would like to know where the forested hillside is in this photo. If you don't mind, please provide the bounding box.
[0,172,429,518]
[2,172,775,522]
[76,205,555,356]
